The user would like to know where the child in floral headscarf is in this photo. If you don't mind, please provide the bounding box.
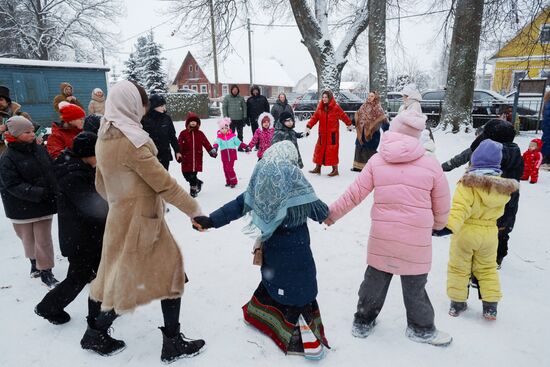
[192,141,330,359]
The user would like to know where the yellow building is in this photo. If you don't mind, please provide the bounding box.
[491,7,550,94]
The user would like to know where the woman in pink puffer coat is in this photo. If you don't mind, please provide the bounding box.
[325,110,452,347]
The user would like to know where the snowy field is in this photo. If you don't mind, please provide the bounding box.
[1,118,548,366]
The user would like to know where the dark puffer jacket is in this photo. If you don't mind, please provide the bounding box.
[270,99,294,123]
[54,150,108,258]
[246,86,270,127]
[141,110,180,164]
[0,142,57,220]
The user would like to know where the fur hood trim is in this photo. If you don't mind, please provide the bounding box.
[460,173,519,195]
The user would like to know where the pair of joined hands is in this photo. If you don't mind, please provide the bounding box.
[192,216,212,232]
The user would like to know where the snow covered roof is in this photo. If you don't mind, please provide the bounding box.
[0,58,110,70]
[202,56,295,87]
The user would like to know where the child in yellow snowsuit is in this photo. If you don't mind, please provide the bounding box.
[441,139,519,320]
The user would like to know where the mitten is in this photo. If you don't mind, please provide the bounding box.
[209,149,217,158]
[432,227,452,237]
[245,147,251,153]
[193,216,213,231]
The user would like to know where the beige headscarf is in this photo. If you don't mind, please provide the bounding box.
[99,80,150,148]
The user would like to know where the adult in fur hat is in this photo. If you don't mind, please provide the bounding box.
[53,82,84,113]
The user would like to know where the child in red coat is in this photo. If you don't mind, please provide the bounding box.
[521,138,543,184]
[177,112,216,197]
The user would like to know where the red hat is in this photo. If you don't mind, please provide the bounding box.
[59,102,85,122]
[185,112,201,127]
[531,138,542,152]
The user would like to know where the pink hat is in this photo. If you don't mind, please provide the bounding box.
[390,110,426,138]
[218,117,231,129]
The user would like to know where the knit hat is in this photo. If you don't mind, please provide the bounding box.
[471,139,502,171]
[279,111,294,123]
[0,85,11,103]
[185,112,201,127]
[84,114,102,134]
[59,102,86,122]
[149,94,166,110]
[218,117,231,129]
[72,131,97,158]
[389,110,426,138]
[6,115,34,137]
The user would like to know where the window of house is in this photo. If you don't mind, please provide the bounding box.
[195,65,199,72]
[200,84,208,93]
[182,85,189,89]
[540,24,550,44]
[540,69,550,79]
[191,85,198,91]
[222,84,229,95]
[188,65,193,72]
[512,71,528,89]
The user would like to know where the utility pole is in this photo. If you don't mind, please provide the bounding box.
[209,0,219,103]
[101,48,106,65]
[247,18,253,85]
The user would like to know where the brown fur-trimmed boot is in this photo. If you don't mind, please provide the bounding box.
[309,165,321,174]
[327,165,339,177]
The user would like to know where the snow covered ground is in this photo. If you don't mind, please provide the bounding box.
[1,119,548,366]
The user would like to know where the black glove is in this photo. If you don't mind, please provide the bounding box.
[209,149,217,158]
[193,216,213,231]
[432,227,453,237]
[244,147,251,153]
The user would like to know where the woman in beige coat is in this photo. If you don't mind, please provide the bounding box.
[80,80,206,363]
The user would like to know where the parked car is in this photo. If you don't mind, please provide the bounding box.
[420,89,539,129]
[386,91,403,118]
[177,88,199,95]
[292,91,364,122]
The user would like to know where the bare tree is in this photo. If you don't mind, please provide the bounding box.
[440,0,484,132]
[368,0,387,108]
[288,0,369,94]
[0,0,122,61]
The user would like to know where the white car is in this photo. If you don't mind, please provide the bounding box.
[505,91,544,112]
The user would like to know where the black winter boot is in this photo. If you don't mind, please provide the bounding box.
[196,179,203,193]
[482,301,498,321]
[35,303,70,325]
[81,319,126,356]
[159,324,205,363]
[40,269,59,289]
[30,259,40,278]
[448,301,467,317]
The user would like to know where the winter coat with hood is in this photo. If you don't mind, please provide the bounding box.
[89,80,202,314]
[222,85,247,121]
[46,121,83,159]
[141,108,180,164]
[88,89,106,115]
[177,114,213,172]
[521,138,543,180]
[447,172,519,302]
[470,119,523,231]
[307,96,352,166]
[55,150,108,259]
[0,140,57,220]
[248,112,274,158]
[326,131,451,275]
[53,82,84,113]
[246,85,270,125]
[270,97,294,123]
[271,116,304,168]
[398,85,423,114]
[213,129,245,162]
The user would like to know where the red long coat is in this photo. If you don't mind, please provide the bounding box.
[177,127,213,173]
[307,98,352,166]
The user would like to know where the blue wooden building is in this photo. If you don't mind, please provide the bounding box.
[0,58,109,126]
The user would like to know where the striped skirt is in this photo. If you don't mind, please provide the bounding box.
[242,283,329,360]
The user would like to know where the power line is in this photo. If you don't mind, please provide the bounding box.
[121,13,181,43]
[250,8,453,28]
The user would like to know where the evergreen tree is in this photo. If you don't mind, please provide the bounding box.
[123,51,141,83]
[140,31,167,93]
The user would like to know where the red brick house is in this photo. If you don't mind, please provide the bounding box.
[172,51,294,98]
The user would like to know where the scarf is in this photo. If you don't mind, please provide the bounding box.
[467,167,502,176]
[356,94,385,143]
[99,80,150,148]
[243,141,323,241]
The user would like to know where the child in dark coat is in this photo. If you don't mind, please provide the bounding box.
[0,116,58,288]
[192,141,330,359]
[520,138,543,184]
[271,111,305,168]
[177,112,216,197]
[35,132,109,324]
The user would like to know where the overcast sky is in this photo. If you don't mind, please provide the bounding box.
[107,0,484,85]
